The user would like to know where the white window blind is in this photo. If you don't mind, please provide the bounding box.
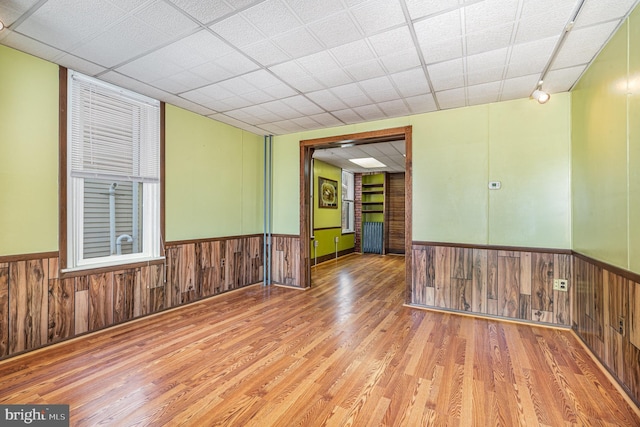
[69,72,159,183]
[342,170,355,233]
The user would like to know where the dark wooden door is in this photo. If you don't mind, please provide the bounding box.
[386,173,405,254]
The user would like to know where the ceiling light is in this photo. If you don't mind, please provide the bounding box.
[532,89,550,104]
[0,20,4,31]
[349,157,386,168]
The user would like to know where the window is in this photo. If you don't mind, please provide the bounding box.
[66,70,161,270]
[342,170,355,233]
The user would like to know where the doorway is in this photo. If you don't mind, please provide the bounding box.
[299,126,413,301]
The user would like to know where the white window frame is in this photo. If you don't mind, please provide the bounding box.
[342,170,355,233]
[65,70,161,271]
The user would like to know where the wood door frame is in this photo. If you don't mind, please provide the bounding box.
[299,126,413,301]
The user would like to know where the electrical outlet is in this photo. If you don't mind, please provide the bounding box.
[221,258,225,267]
[314,240,319,247]
[553,279,568,291]
[619,317,625,335]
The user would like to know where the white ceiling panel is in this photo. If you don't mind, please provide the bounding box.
[308,11,361,48]
[350,0,406,35]
[405,0,459,20]
[15,0,127,51]
[544,65,588,92]
[428,59,465,92]
[551,20,620,69]
[166,0,234,24]
[436,87,466,110]
[3,0,637,135]
[574,0,639,28]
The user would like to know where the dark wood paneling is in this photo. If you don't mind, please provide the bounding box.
[48,278,74,343]
[88,273,113,332]
[272,236,301,287]
[531,252,554,313]
[385,172,405,254]
[225,238,244,291]
[498,255,520,318]
[554,254,572,326]
[9,260,48,353]
[434,247,451,308]
[472,249,487,313]
[0,267,8,357]
[113,271,135,324]
[411,247,427,305]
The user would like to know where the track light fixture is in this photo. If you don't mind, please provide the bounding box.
[532,81,550,104]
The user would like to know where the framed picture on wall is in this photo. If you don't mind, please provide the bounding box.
[318,177,338,209]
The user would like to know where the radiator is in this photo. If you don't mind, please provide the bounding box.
[363,222,383,254]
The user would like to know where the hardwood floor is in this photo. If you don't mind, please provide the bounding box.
[0,254,638,426]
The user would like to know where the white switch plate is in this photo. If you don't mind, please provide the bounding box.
[488,181,501,190]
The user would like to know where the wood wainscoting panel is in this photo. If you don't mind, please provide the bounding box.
[47,277,74,343]
[113,270,135,324]
[630,280,640,348]
[225,238,244,292]
[410,243,574,328]
[272,236,301,287]
[0,267,8,357]
[88,273,114,332]
[9,260,48,353]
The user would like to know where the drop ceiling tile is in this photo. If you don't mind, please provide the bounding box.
[286,0,345,24]
[506,36,559,78]
[166,0,234,24]
[500,73,540,100]
[308,112,344,127]
[15,0,128,51]
[467,81,501,105]
[349,0,405,35]
[405,0,460,19]
[427,58,464,91]
[353,105,386,121]
[544,64,587,92]
[391,68,429,97]
[243,39,290,66]
[359,75,395,93]
[574,0,638,28]
[261,100,304,118]
[116,50,185,82]
[377,99,410,116]
[405,93,437,114]
[467,67,504,86]
[239,89,276,104]
[435,87,466,109]
[330,39,376,66]
[170,97,217,115]
[332,108,364,124]
[515,7,574,44]
[307,89,349,110]
[216,50,260,75]
[219,96,254,110]
[269,60,308,79]
[273,27,323,58]
[551,20,619,69]
[0,0,40,27]
[210,14,264,47]
[54,53,107,76]
[330,82,366,99]
[194,82,236,100]
[314,68,353,87]
[291,116,321,128]
[379,50,421,73]
[188,60,235,84]
[99,71,173,101]
[367,26,414,57]
[420,38,463,64]
[106,0,153,13]
[159,31,234,68]
[281,95,325,115]
[72,16,171,68]
[0,31,64,62]
[464,0,518,34]
[297,50,341,72]
[153,70,210,92]
[242,0,301,38]
[413,9,461,44]
[262,83,298,98]
[210,113,252,128]
[308,11,362,48]
[276,74,324,92]
[465,23,514,56]
[467,48,508,73]
[344,60,387,80]
[260,122,289,134]
[134,1,199,37]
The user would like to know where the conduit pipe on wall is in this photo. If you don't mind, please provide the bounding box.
[109,182,117,255]
[263,135,273,285]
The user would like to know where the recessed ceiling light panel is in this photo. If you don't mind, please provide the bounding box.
[349,157,386,168]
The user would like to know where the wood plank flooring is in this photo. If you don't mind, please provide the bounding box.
[0,254,638,426]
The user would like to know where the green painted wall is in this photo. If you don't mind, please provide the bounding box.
[572,6,640,272]
[0,45,59,256]
[311,229,355,261]
[165,104,263,241]
[273,96,572,250]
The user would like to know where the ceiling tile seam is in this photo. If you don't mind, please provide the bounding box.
[408,0,482,25]
[498,0,526,102]
[3,0,48,31]
[322,48,381,109]
[205,0,268,27]
[398,0,440,110]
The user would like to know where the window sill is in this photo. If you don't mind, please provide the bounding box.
[61,256,165,278]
